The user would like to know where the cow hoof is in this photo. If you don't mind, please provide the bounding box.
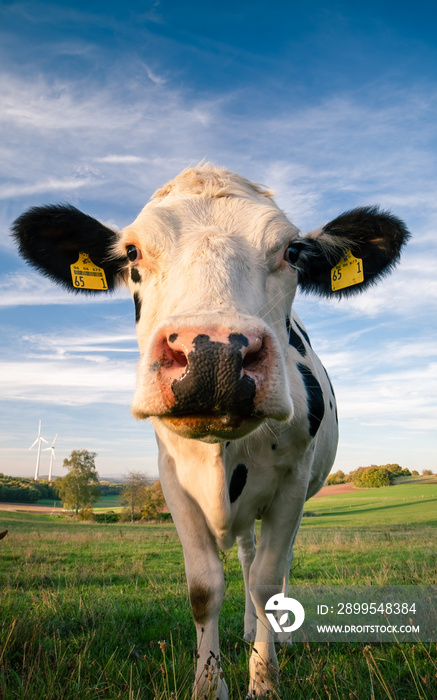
[248,655,279,699]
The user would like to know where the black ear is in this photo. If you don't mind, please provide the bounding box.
[11,204,126,292]
[297,206,411,297]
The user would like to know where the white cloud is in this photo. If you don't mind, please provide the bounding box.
[317,329,437,432]
[296,249,437,321]
[0,177,93,200]
[333,265,437,318]
[21,329,138,357]
[0,321,139,406]
[3,66,436,328]
[0,358,135,405]
[141,62,167,86]
[94,155,147,164]
[0,271,131,307]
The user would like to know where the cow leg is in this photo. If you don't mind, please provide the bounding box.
[247,487,307,698]
[237,527,257,641]
[186,535,227,699]
[274,543,294,646]
[158,456,228,700]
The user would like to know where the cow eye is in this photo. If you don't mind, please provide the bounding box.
[284,242,302,265]
[126,245,142,263]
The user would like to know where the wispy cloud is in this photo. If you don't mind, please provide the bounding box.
[0,271,131,306]
[2,65,437,230]
[0,177,94,200]
[141,61,167,86]
[0,320,138,406]
[296,250,437,322]
[94,155,147,164]
[0,358,135,405]
[21,329,138,357]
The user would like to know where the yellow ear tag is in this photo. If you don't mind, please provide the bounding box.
[70,252,108,291]
[331,249,364,292]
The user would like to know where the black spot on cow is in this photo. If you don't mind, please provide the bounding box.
[295,320,312,348]
[288,325,306,357]
[189,585,212,625]
[271,444,277,450]
[297,363,325,437]
[133,292,142,323]
[228,332,250,349]
[229,463,248,503]
[130,267,142,284]
[329,400,333,410]
[169,333,178,343]
[285,315,291,333]
[286,316,311,356]
[170,333,256,416]
[225,441,231,448]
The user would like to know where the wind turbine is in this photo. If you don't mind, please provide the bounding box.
[29,420,48,481]
[44,434,57,481]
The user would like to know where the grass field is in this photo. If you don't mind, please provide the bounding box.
[1,484,436,699]
[35,494,124,511]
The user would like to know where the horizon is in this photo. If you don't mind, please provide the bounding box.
[1,1,436,479]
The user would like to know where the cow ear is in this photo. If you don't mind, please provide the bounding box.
[11,204,127,293]
[297,206,411,297]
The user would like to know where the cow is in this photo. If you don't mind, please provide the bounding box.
[12,164,409,698]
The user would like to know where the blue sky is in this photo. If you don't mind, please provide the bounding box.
[1,0,436,479]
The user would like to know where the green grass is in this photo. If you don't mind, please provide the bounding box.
[93,494,123,510]
[303,483,437,529]
[34,494,123,511]
[1,484,436,699]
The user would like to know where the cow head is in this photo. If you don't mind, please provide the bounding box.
[12,164,410,441]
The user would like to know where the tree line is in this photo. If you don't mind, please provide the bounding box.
[0,474,58,502]
[326,464,434,488]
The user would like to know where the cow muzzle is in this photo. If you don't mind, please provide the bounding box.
[132,324,292,440]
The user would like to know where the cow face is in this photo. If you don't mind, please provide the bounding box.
[12,164,410,442]
[117,175,302,440]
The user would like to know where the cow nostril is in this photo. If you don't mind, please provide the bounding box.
[168,347,188,368]
[242,347,263,372]
[158,335,189,370]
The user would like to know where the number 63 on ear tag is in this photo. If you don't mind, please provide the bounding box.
[70,252,108,290]
[331,250,364,292]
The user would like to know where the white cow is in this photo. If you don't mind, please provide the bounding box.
[13,164,409,698]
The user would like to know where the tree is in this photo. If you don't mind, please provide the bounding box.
[121,470,150,522]
[351,465,394,488]
[385,464,403,475]
[422,469,433,476]
[325,470,352,485]
[141,480,166,520]
[55,450,100,515]
[326,470,346,485]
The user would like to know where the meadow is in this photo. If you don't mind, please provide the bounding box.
[0,483,436,699]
